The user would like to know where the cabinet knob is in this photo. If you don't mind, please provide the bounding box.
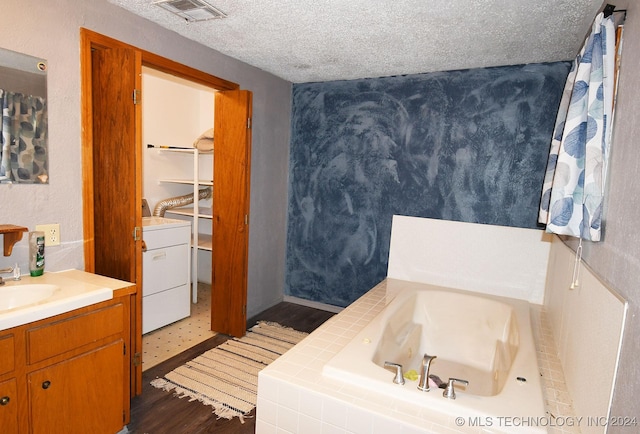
[42,380,51,390]
[0,396,9,405]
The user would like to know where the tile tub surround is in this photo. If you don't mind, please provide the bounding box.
[543,238,627,434]
[530,306,579,434]
[257,279,575,434]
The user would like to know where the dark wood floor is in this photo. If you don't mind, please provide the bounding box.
[127,302,335,434]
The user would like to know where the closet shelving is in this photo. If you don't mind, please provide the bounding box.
[157,147,213,303]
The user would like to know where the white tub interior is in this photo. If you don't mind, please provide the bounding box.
[371,288,519,397]
[323,279,546,432]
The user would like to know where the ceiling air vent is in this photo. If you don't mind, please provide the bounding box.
[153,0,227,22]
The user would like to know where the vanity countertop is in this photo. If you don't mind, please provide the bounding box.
[0,269,135,331]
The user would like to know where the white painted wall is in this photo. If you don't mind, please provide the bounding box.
[0,0,292,318]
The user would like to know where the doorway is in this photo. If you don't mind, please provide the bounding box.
[141,66,217,369]
[80,28,252,396]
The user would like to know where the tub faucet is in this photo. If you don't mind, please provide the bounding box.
[417,353,437,392]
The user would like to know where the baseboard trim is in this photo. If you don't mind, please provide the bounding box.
[283,295,344,313]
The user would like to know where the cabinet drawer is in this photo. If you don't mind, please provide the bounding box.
[143,225,190,250]
[0,335,14,376]
[26,303,124,364]
[143,243,189,296]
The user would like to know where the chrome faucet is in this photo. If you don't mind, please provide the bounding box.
[417,353,437,392]
[0,264,20,285]
[0,266,13,285]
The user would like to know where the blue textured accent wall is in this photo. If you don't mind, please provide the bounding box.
[285,62,571,307]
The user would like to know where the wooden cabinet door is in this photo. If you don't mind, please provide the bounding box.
[212,90,252,337]
[0,378,18,434]
[28,340,124,434]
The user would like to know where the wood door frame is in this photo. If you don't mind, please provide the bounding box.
[80,28,240,396]
[81,28,239,270]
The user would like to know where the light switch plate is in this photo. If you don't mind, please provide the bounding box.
[35,223,60,246]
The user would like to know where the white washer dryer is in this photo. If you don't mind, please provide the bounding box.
[141,216,191,334]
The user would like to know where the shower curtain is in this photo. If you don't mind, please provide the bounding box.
[0,89,48,183]
[538,12,618,241]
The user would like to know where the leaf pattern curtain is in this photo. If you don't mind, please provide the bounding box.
[538,12,618,241]
[0,89,48,183]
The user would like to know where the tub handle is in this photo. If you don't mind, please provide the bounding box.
[383,361,405,385]
[443,377,469,400]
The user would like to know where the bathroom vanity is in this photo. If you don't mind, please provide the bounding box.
[0,270,135,434]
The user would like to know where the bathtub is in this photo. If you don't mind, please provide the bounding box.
[322,279,547,433]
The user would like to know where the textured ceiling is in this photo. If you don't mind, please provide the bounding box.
[109,0,605,83]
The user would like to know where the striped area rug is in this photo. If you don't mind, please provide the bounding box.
[150,321,308,422]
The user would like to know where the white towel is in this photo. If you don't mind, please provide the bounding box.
[193,128,213,152]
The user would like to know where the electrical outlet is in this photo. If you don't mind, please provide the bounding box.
[35,224,60,246]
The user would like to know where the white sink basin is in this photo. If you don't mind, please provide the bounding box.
[0,271,117,331]
[0,283,59,311]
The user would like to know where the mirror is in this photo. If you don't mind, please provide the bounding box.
[0,47,48,184]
